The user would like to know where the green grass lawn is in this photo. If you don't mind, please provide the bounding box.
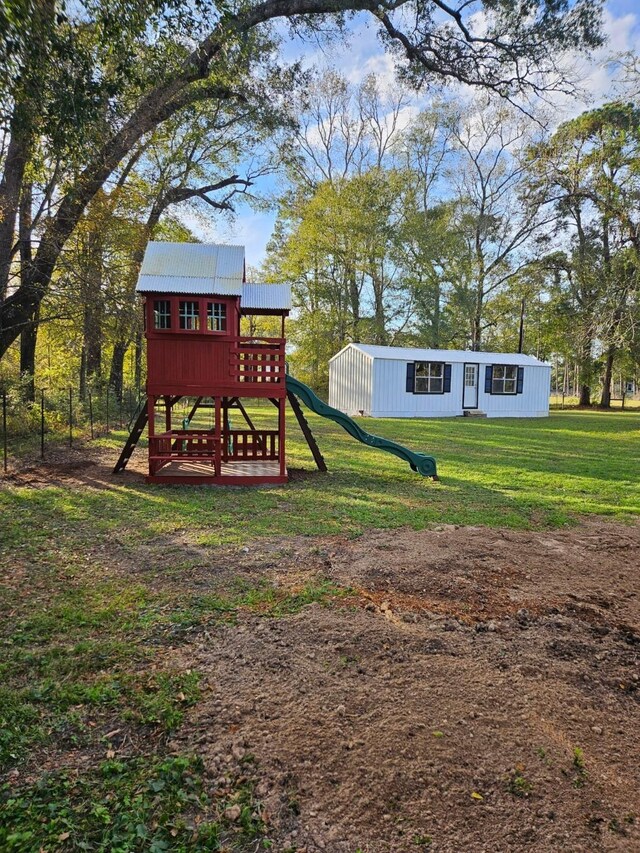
[0,408,638,852]
[3,408,637,556]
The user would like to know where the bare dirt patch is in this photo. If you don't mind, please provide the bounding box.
[172,521,640,853]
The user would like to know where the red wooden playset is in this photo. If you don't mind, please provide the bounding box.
[121,242,293,485]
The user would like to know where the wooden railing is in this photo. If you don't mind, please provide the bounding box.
[229,336,286,384]
[150,431,217,461]
[149,428,280,465]
[223,429,279,461]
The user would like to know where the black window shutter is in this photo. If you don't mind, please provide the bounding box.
[484,365,493,394]
[406,362,416,393]
[517,366,524,394]
[443,363,452,393]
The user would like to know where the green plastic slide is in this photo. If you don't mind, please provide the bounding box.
[286,375,438,478]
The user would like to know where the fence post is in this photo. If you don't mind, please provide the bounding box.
[41,390,45,459]
[106,386,109,433]
[89,392,94,439]
[68,387,73,447]
[2,391,7,473]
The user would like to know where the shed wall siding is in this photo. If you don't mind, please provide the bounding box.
[368,358,550,418]
[478,364,551,417]
[371,360,464,417]
[329,347,372,414]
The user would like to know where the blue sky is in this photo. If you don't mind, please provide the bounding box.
[183,0,640,272]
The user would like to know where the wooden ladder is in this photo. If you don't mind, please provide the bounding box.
[286,390,327,472]
[113,400,148,473]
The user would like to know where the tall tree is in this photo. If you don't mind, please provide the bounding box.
[0,0,604,360]
[445,98,552,350]
[528,102,640,405]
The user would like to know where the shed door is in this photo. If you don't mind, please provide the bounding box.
[463,363,479,409]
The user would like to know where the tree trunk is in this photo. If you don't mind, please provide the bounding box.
[471,318,481,350]
[471,277,484,350]
[370,259,387,345]
[109,340,128,401]
[432,278,441,348]
[19,306,39,402]
[79,348,87,401]
[0,0,54,303]
[579,383,591,407]
[79,230,104,396]
[17,181,36,401]
[599,347,615,408]
[348,265,360,342]
[0,122,32,303]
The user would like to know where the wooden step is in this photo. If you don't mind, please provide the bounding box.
[462,410,487,418]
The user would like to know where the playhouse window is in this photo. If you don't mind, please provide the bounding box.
[153,300,171,330]
[179,300,200,331]
[207,302,227,332]
[492,364,518,394]
[415,361,443,394]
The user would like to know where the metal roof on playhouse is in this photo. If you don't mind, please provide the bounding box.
[135,241,291,310]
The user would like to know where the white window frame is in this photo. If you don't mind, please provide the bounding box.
[414,361,444,395]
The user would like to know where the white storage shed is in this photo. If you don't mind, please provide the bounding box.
[329,344,551,418]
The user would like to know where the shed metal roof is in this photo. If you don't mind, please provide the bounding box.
[241,283,291,311]
[136,242,244,295]
[331,343,550,367]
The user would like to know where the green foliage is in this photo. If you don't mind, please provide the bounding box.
[506,768,534,798]
[272,167,409,389]
[0,687,45,768]
[0,669,200,769]
[0,755,220,853]
[572,746,588,788]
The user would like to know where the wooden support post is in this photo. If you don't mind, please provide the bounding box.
[221,397,229,462]
[148,396,155,438]
[279,396,286,476]
[286,390,327,472]
[214,396,221,476]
